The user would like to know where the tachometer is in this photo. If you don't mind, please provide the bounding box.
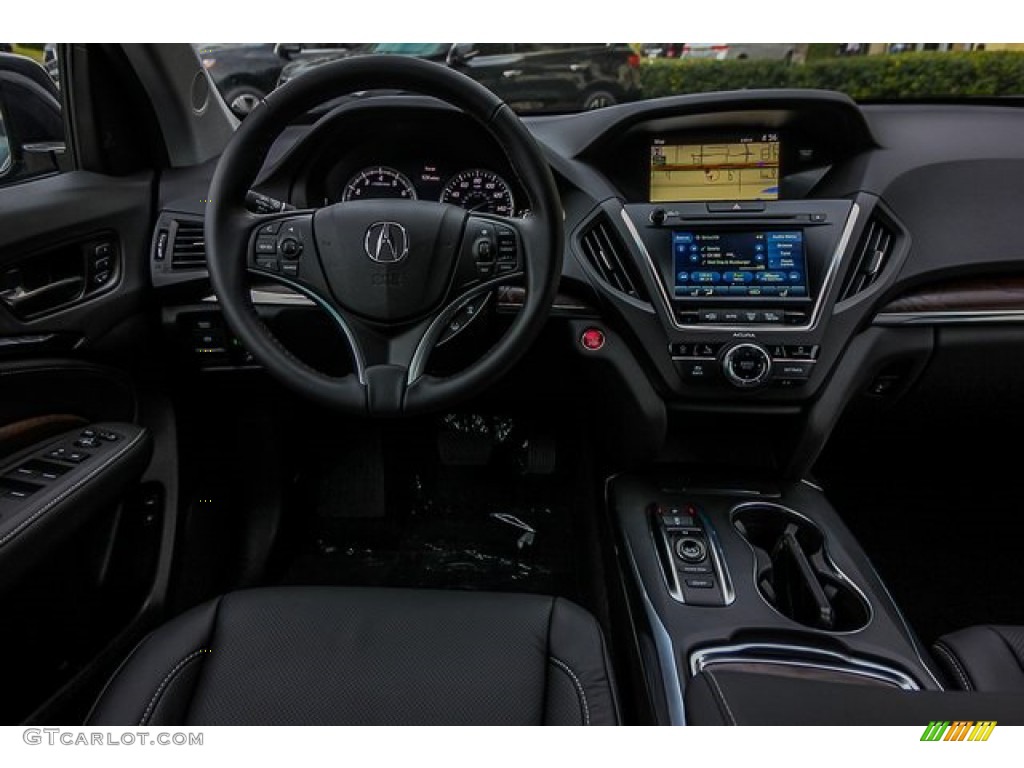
[440,169,515,216]
[341,166,418,202]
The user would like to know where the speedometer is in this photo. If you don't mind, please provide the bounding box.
[342,167,418,202]
[440,169,515,216]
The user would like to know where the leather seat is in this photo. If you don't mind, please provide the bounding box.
[88,586,619,725]
[932,625,1024,692]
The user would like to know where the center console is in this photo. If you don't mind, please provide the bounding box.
[620,199,858,399]
[609,473,943,725]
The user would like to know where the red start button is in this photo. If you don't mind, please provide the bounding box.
[580,328,606,351]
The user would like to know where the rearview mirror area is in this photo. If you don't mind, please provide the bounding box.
[446,43,479,67]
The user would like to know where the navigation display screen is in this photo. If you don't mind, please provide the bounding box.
[673,230,807,298]
[650,134,780,202]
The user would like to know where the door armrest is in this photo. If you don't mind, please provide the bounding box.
[0,422,151,590]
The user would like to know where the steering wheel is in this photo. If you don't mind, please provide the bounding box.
[206,55,563,415]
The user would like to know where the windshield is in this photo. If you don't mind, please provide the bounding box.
[192,42,1024,119]
[369,43,449,56]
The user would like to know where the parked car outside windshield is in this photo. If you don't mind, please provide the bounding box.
[276,42,642,113]
[199,42,1024,117]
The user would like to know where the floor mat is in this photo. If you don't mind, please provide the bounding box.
[274,418,583,601]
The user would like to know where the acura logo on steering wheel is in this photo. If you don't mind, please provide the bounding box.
[364,221,410,264]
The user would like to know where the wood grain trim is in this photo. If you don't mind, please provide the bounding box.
[0,414,88,459]
[882,276,1024,314]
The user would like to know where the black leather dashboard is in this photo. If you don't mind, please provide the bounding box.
[149,90,1024,469]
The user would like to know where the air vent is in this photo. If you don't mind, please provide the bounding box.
[578,215,648,300]
[840,215,897,301]
[170,221,206,269]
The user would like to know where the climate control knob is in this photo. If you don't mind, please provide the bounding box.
[721,343,772,388]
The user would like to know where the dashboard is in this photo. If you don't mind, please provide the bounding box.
[151,89,1024,467]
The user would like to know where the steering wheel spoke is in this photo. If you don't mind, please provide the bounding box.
[336,315,435,415]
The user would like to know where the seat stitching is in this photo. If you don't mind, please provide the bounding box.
[548,657,590,726]
[933,641,973,691]
[0,430,146,548]
[139,648,212,725]
[85,635,149,725]
[705,671,737,725]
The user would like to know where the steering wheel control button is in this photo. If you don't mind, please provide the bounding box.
[438,299,487,345]
[475,238,494,260]
[280,238,302,259]
[722,343,772,388]
[257,222,282,236]
[675,536,708,563]
[580,328,606,351]
[495,225,519,273]
[255,237,278,255]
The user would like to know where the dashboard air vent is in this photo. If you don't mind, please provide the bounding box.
[840,215,896,301]
[578,215,648,300]
[170,221,206,269]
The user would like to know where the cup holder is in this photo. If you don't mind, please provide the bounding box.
[733,504,870,632]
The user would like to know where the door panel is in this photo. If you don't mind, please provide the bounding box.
[0,155,164,722]
[0,170,153,342]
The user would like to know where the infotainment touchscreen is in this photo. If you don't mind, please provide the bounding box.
[673,230,807,298]
[650,134,780,203]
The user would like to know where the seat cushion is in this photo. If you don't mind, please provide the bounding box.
[933,625,1024,691]
[88,586,619,725]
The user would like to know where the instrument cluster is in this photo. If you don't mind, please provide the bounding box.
[329,163,518,217]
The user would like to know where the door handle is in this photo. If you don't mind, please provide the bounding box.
[0,276,85,313]
[502,69,523,79]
